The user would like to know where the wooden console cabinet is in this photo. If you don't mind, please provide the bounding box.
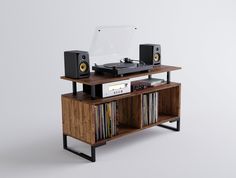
[61,65,181,162]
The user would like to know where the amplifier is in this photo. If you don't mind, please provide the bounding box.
[83,79,131,98]
[131,81,148,92]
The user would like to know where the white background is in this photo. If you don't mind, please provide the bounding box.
[1,0,236,177]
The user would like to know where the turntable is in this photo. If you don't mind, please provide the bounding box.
[89,26,153,76]
[92,58,153,77]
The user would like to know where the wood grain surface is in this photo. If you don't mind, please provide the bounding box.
[61,65,181,85]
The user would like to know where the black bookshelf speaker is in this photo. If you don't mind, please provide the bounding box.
[64,50,90,79]
[139,44,161,66]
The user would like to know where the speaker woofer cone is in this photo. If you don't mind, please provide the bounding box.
[79,62,88,72]
[154,53,160,62]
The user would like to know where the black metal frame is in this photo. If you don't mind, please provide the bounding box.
[72,82,77,95]
[72,82,96,99]
[91,85,96,99]
[167,71,170,84]
[158,118,180,131]
[63,134,106,162]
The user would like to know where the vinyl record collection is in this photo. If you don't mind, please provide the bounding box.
[95,102,118,141]
[142,92,159,126]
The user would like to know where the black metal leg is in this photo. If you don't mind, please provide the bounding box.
[176,119,180,131]
[167,71,170,84]
[72,82,77,95]
[91,85,96,99]
[63,134,106,162]
[158,118,180,131]
[148,74,152,79]
[63,134,67,149]
[91,146,96,162]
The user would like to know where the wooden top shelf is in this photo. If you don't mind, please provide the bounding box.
[62,82,181,105]
[61,65,181,85]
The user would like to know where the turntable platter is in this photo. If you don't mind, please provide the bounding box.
[103,63,136,69]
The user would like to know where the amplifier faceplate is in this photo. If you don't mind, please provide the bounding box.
[102,79,131,98]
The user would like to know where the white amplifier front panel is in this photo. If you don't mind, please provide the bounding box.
[102,79,131,98]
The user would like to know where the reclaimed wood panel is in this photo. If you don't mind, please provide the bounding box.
[61,96,95,144]
[117,95,142,129]
[158,85,180,116]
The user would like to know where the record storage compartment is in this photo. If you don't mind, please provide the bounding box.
[61,65,181,162]
[61,83,180,145]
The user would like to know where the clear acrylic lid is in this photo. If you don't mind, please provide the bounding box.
[89,26,138,63]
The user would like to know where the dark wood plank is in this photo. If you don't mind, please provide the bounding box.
[159,85,180,116]
[117,95,142,129]
[61,96,95,144]
[61,65,181,85]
